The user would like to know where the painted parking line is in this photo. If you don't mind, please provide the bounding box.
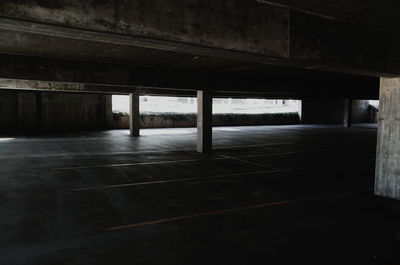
[52,157,228,171]
[51,143,298,171]
[106,191,363,231]
[18,142,296,160]
[52,145,308,171]
[220,154,279,170]
[69,169,280,192]
[65,157,374,192]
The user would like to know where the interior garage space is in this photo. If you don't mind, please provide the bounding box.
[1,125,394,264]
[1,0,400,264]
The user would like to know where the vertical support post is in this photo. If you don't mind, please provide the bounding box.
[298,100,303,124]
[343,99,353,128]
[375,78,400,199]
[129,93,140,137]
[197,90,212,153]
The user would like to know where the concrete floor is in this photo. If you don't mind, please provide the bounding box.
[1,124,399,265]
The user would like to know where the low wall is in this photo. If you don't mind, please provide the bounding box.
[110,112,300,129]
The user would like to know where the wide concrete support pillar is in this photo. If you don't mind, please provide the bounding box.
[197,90,212,153]
[375,78,400,199]
[129,93,140,137]
[343,99,353,128]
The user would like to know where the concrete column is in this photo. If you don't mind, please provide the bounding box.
[343,99,352,128]
[297,100,303,123]
[197,90,212,153]
[375,78,400,199]
[129,93,140,136]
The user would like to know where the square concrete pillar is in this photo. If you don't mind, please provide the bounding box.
[375,78,400,199]
[129,93,140,137]
[343,99,353,128]
[197,90,212,153]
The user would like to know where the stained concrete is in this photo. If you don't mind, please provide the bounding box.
[0,90,109,131]
[0,125,398,264]
[0,0,397,76]
[375,78,400,199]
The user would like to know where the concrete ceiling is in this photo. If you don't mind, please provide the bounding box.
[258,0,400,33]
[0,26,323,76]
[0,0,396,85]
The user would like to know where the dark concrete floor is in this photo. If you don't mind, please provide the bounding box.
[1,125,399,265]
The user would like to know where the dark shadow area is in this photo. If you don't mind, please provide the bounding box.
[0,125,399,264]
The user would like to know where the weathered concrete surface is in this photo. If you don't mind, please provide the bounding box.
[375,78,400,199]
[0,1,398,76]
[0,90,17,129]
[0,90,109,131]
[1,0,289,58]
[197,90,212,153]
[17,91,37,130]
[40,92,108,130]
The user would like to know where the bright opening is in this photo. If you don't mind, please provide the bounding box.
[0,138,15,142]
[112,95,300,114]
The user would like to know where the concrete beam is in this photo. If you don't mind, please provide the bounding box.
[197,90,213,153]
[375,78,400,199]
[0,54,380,99]
[129,93,140,137]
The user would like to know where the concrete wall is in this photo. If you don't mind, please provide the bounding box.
[301,99,347,125]
[301,99,377,125]
[0,90,18,130]
[0,90,110,132]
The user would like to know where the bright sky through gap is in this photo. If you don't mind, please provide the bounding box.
[112,95,301,114]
